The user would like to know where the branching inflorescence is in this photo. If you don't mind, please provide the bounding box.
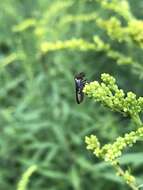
[83,73,143,190]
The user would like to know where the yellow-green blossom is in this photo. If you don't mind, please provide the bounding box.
[83,73,143,117]
[84,73,143,189]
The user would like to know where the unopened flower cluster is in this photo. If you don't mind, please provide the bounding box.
[85,126,143,163]
[116,168,136,185]
[40,38,96,53]
[122,170,136,185]
[85,127,143,187]
[83,73,143,117]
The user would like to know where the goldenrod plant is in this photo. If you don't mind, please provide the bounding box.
[1,0,143,190]
[84,73,143,190]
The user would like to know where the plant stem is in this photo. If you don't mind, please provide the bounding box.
[113,163,138,190]
[132,114,142,127]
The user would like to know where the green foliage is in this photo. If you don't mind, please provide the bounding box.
[0,0,143,190]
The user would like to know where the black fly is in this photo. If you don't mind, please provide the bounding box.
[74,72,86,104]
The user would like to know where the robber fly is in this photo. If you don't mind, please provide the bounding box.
[74,72,87,104]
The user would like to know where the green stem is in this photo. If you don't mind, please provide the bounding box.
[113,163,138,190]
[132,114,142,127]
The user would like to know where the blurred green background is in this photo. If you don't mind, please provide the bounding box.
[1,0,143,190]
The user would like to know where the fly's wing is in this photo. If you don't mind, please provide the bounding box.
[75,79,84,104]
[76,90,84,104]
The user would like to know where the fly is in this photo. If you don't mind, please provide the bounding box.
[74,72,86,104]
